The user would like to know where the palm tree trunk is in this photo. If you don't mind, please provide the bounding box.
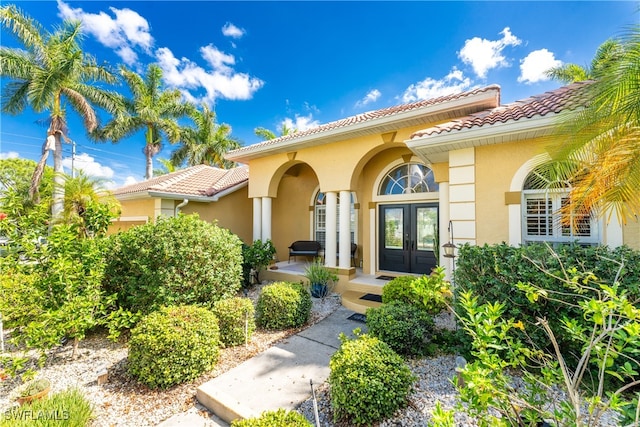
[51,134,65,222]
[29,144,51,204]
[145,150,153,180]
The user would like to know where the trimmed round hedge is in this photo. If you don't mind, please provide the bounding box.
[256,282,311,330]
[329,333,416,425]
[102,214,243,314]
[366,301,434,356]
[231,409,312,426]
[128,305,220,389]
[212,297,256,347]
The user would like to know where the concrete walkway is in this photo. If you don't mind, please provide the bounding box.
[192,306,365,425]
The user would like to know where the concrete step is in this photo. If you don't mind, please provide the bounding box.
[341,290,382,314]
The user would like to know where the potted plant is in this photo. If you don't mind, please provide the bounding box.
[15,378,50,405]
[303,258,338,298]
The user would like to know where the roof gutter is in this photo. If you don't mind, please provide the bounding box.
[147,180,248,203]
[406,113,561,153]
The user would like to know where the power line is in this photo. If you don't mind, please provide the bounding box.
[1,132,44,141]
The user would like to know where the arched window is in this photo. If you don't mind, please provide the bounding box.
[378,163,438,195]
[314,192,356,249]
[522,167,599,244]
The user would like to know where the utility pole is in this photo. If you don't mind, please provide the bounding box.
[71,140,76,178]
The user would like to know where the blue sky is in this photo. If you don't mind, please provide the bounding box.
[1,1,638,188]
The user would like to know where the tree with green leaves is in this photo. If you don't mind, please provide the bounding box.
[546,27,640,224]
[63,172,120,237]
[152,157,180,176]
[171,103,240,169]
[545,39,623,83]
[254,122,296,141]
[0,4,120,221]
[95,64,192,179]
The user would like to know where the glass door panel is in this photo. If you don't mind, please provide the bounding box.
[384,208,404,249]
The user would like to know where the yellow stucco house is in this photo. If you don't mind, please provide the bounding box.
[113,82,640,312]
[110,165,252,243]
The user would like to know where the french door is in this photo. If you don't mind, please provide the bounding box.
[378,203,438,274]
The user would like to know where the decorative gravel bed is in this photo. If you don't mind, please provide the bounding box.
[0,284,340,426]
[0,292,622,427]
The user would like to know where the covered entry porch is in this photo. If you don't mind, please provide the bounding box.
[260,259,409,314]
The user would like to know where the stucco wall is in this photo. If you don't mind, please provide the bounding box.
[475,140,545,245]
[181,186,253,244]
[623,219,640,250]
[108,198,155,234]
[271,163,319,263]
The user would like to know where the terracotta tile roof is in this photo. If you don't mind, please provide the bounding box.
[227,85,501,156]
[113,164,249,199]
[410,81,592,139]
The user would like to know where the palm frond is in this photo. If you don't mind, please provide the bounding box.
[0,4,44,52]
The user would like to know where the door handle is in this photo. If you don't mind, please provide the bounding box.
[411,240,415,250]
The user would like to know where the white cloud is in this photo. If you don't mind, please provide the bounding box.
[57,0,153,65]
[123,176,138,186]
[355,89,382,108]
[518,49,563,84]
[201,44,236,73]
[0,151,19,160]
[401,68,474,103]
[281,114,320,132]
[458,27,522,78]
[222,23,245,39]
[63,153,114,179]
[156,46,263,105]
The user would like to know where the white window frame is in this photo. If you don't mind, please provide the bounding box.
[522,188,600,245]
[313,191,356,249]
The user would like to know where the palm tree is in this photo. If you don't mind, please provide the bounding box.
[153,158,180,176]
[545,39,623,83]
[0,5,119,221]
[96,64,191,179]
[254,122,296,141]
[171,104,240,169]
[546,27,640,224]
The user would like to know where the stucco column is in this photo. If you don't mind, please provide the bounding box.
[253,198,262,242]
[325,192,337,267]
[261,197,272,242]
[339,190,351,269]
[438,182,452,280]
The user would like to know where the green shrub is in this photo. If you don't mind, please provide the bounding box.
[255,282,311,330]
[3,387,93,427]
[366,301,434,356]
[102,214,243,314]
[231,409,312,426]
[241,239,277,287]
[212,297,256,347]
[329,333,416,425]
[454,243,640,388]
[381,276,419,305]
[381,268,452,315]
[411,267,452,314]
[128,305,220,389]
[0,225,109,357]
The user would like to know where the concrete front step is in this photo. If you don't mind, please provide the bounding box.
[341,290,382,314]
